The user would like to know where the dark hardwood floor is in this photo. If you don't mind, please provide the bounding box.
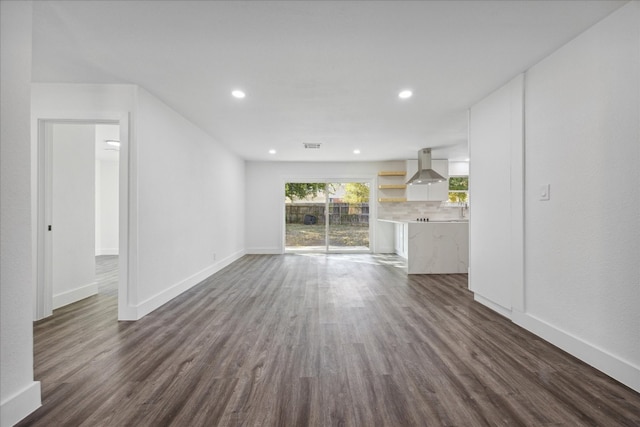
[19,254,640,426]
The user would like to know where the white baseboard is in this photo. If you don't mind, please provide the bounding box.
[512,311,640,393]
[95,248,118,256]
[117,304,138,322]
[133,249,246,320]
[472,290,640,393]
[246,247,282,254]
[52,281,98,309]
[474,294,512,319]
[0,381,41,427]
[373,246,396,254]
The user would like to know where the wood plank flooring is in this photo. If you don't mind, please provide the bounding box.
[18,254,640,426]
[94,255,118,297]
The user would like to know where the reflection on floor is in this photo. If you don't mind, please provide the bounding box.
[293,252,407,269]
[285,246,370,253]
[94,253,404,301]
[95,253,405,300]
[95,255,118,297]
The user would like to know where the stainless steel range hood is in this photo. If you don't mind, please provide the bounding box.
[406,148,446,185]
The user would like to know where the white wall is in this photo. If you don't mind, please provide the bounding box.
[468,74,524,315]
[245,161,401,254]
[469,1,639,392]
[0,2,42,426]
[32,84,137,115]
[522,2,639,390]
[95,124,120,256]
[95,159,119,255]
[133,88,245,316]
[448,161,469,177]
[32,84,246,320]
[51,124,97,309]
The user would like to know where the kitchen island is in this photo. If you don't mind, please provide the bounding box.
[378,219,469,274]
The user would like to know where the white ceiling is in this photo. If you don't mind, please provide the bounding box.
[32,1,625,162]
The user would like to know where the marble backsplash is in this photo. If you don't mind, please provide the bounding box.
[378,201,469,221]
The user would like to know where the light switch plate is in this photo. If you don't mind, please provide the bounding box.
[539,184,550,201]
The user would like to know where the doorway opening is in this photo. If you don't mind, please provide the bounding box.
[284,181,370,253]
[94,124,120,298]
[35,118,127,320]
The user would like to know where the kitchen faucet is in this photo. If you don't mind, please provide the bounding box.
[459,203,468,219]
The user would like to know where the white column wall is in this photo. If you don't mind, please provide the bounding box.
[468,74,524,315]
[51,124,97,309]
[469,1,639,392]
[0,2,42,426]
[522,2,639,390]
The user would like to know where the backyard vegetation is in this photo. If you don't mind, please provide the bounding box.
[284,182,330,202]
[284,182,370,248]
[285,223,369,247]
[448,176,469,203]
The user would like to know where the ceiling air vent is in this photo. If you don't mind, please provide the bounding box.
[303,143,322,149]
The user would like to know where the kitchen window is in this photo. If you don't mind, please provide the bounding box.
[448,176,469,204]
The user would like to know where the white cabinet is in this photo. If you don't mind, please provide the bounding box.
[406,159,449,201]
[394,222,408,258]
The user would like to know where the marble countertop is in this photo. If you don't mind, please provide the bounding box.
[378,218,469,274]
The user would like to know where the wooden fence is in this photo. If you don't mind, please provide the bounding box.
[286,203,369,226]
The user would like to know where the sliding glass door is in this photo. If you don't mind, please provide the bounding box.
[285,181,370,253]
[327,183,369,251]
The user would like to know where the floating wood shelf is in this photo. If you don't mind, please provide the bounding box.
[378,184,407,189]
[378,171,406,176]
[378,197,407,203]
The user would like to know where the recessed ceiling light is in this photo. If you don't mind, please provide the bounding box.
[231,90,246,99]
[268,149,276,154]
[353,149,361,154]
[398,90,413,99]
[106,140,120,147]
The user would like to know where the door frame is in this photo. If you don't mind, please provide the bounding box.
[34,113,130,320]
[282,176,376,254]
